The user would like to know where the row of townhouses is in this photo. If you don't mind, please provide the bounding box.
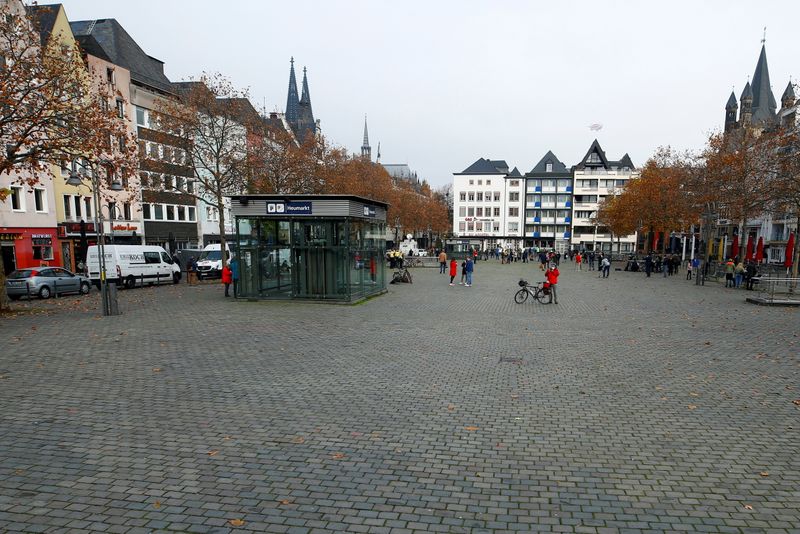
[452,42,799,262]
[1,2,313,275]
[452,139,638,254]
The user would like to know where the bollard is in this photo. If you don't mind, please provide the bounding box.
[107,282,121,315]
[54,279,58,298]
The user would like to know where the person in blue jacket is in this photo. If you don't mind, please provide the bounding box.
[464,256,474,287]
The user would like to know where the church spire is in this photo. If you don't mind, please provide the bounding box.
[750,43,777,125]
[300,66,311,105]
[361,115,371,160]
[285,57,300,127]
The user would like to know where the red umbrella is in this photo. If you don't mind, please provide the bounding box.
[755,236,764,263]
[731,234,739,260]
[745,236,754,261]
[785,232,794,268]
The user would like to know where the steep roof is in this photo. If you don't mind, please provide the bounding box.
[26,4,61,47]
[616,153,635,169]
[574,139,610,170]
[750,44,777,124]
[507,167,522,178]
[74,33,112,62]
[726,91,738,110]
[740,81,753,101]
[528,150,568,174]
[457,158,509,175]
[781,81,795,104]
[70,19,174,94]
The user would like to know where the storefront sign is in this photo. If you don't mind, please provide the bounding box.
[363,206,376,217]
[32,236,52,245]
[267,201,313,215]
[0,233,22,241]
[60,222,98,236]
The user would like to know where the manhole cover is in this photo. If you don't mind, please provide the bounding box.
[499,357,523,364]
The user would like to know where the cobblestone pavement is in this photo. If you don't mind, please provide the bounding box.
[1,260,798,534]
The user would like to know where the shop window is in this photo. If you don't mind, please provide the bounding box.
[10,186,24,211]
[32,237,54,260]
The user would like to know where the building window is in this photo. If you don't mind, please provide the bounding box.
[123,202,131,220]
[84,197,93,219]
[468,179,474,185]
[509,192,520,202]
[458,207,466,217]
[486,180,491,185]
[467,222,474,231]
[151,173,162,189]
[475,221,482,231]
[186,180,194,194]
[140,172,149,188]
[509,180,519,187]
[493,192,500,202]
[546,162,553,172]
[176,176,185,191]
[32,241,53,260]
[509,207,519,217]
[166,205,175,221]
[477,179,482,185]
[142,204,151,220]
[476,207,483,217]
[63,195,71,218]
[477,192,483,202]
[508,222,519,232]
[459,222,466,232]
[163,175,173,190]
[149,143,159,158]
[108,201,117,220]
[467,207,474,217]
[116,99,125,118]
[188,206,196,222]
[493,207,500,217]
[154,204,164,220]
[10,186,24,211]
[493,222,500,232]
[459,192,466,202]
[178,206,186,221]
[135,106,147,127]
[33,187,47,213]
[468,192,475,201]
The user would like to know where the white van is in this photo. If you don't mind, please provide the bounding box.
[87,245,181,289]
[196,243,232,280]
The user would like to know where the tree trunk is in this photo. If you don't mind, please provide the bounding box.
[0,255,9,312]
[217,196,227,269]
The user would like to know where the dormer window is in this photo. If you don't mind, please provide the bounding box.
[587,153,601,164]
[546,162,553,172]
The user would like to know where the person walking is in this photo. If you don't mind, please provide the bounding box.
[438,250,447,274]
[221,262,233,297]
[734,260,745,288]
[575,252,582,271]
[724,258,735,288]
[686,259,693,280]
[644,254,653,277]
[187,257,198,285]
[229,257,240,295]
[464,256,474,287]
[745,261,758,290]
[449,258,458,286]
[460,258,467,284]
[601,255,611,278]
[546,263,560,304]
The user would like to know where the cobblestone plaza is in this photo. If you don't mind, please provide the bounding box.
[1,262,798,533]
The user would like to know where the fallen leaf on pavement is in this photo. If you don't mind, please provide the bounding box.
[278,499,292,505]
[291,436,305,444]
[331,452,346,460]
[759,471,769,477]
[229,518,245,527]
[743,504,753,510]
[687,404,697,410]
[153,501,161,508]
[208,450,219,456]
[465,426,479,431]
[152,368,162,373]
[447,404,455,411]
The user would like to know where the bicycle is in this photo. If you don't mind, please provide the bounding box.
[513,279,549,304]
[391,267,413,284]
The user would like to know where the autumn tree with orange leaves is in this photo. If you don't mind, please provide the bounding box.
[0,3,138,310]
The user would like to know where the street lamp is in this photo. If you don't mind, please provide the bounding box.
[67,162,123,316]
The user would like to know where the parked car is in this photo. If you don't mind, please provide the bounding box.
[5,267,91,300]
[196,243,232,280]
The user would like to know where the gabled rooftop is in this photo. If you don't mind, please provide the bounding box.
[70,18,174,95]
[528,150,569,174]
[456,158,509,175]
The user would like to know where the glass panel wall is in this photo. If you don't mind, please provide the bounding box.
[235,216,385,301]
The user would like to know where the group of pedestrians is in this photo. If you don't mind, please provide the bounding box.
[723,258,759,289]
[438,251,474,287]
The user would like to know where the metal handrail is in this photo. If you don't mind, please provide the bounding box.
[752,276,800,302]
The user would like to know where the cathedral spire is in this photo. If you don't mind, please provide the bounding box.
[361,115,371,160]
[300,66,311,105]
[285,57,300,126]
[750,43,777,125]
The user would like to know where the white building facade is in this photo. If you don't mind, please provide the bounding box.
[452,158,525,250]
[523,151,573,253]
[570,140,638,253]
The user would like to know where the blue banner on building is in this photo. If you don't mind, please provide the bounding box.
[266,201,313,215]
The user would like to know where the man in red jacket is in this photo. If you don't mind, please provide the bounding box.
[221,262,233,297]
[545,263,560,304]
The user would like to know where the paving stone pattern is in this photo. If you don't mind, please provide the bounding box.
[1,260,799,533]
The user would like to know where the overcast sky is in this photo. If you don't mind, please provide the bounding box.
[55,0,799,187]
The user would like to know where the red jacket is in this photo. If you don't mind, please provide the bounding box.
[545,267,559,285]
[221,266,233,284]
[449,260,458,276]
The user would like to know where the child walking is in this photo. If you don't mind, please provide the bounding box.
[449,258,458,286]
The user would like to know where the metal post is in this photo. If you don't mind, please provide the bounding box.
[690,231,696,261]
[93,180,109,316]
[681,234,687,262]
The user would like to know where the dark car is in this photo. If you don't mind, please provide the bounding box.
[5,267,91,300]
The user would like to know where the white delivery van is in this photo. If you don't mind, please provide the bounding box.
[196,243,232,280]
[87,245,181,289]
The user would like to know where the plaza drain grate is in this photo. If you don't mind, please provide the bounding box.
[499,357,523,364]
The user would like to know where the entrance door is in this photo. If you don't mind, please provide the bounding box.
[292,221,342,299]
[1,244,16,275]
